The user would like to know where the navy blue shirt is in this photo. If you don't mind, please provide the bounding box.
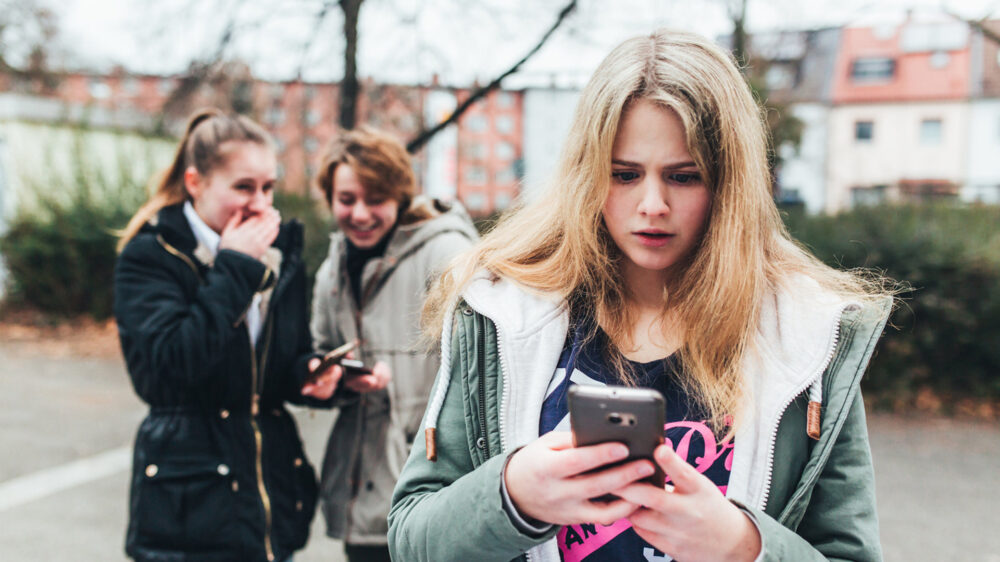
[539,321,734,562]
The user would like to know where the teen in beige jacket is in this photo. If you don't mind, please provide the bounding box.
[308,126,477,562]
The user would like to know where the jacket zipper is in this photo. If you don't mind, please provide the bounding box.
[343,256,382,542]
[156,235,201,279]
[249,320,276,561]
[758,312,846,510]
[476,314,492,460]
[159,232,279,559]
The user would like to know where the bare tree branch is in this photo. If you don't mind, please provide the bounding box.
[950,9,1000,45]
[294,1,335,82]
[158,0,246,125]
[405,0,578,154]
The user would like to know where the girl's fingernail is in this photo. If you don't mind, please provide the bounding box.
[638,464,654,477]
[612,445,629,458]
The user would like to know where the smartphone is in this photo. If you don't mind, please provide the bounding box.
[310,340,359,380]
[339,358,373,378]
[568,384,666,495]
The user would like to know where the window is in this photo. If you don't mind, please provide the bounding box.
[88,78,111,99]
[495,166,516,184]
[465,166,487,185]
[123,77,140,95]
[464,142,487,160]
[854,121,874,142]
[464,191,487,211]
[465,115,488,133]
[850,58,895,82]
[765,64,795,90]
[495,191,513,210]
[495,115,514,134]
[496,92,515,108]
[267,108,286,126]
[304,136,319,153]
[495,141,515,160]
[776,188,802,204]
[306,109,321,127]
[920,119,942,144]
[929,51,950,69]
[851,185,887,207]
[158,78,174,95]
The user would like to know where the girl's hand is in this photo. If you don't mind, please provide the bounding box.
[343,360,391,393]
[616,444,762,562]
[504,431,654,526]
[219,208,281,259]
[302,356,342,399]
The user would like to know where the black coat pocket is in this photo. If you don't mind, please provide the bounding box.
[133,458,238,552]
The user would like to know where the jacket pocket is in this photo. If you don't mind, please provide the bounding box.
[132,457,238,551]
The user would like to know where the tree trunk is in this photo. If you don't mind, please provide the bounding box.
[339,0,363,129]
[731,0,748,69]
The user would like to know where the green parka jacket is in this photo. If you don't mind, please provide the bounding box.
[388,273,891,561]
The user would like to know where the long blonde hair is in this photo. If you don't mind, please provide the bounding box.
[424,30,889,430]
[117,108,274,251]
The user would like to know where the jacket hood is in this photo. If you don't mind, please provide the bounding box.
[324,196,478,264]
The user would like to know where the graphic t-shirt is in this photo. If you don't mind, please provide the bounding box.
[539,322,734,562]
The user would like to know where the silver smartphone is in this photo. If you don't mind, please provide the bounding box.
[568,384,666,492]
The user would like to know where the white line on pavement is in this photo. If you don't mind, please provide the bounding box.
[0,446,131,511]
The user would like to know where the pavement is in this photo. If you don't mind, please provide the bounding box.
[1,342,998,561]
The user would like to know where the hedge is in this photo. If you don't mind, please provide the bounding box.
[783,204,1000,407]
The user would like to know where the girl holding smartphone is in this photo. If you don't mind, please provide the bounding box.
[388,30,893,562]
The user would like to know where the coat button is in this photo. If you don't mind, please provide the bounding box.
[272,409,282,417]
[476,437,486,449]
[220,409,230,419]
[232,480,239,492]
[296,501,303,511]
[365,481,374,491]
[145,464,158,477]
[294,457,303,467]
[462,308,473,316]
[217,464,230,476]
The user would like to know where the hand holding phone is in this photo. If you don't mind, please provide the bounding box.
[309,340,359,380]
[569,385,666,492]
[339,358,373,377]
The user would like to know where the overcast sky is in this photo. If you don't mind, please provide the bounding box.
[52,0,1000,87]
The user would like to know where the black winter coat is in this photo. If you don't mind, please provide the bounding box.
[114,204,319,562]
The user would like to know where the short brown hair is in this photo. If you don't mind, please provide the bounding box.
[315,126,416,211]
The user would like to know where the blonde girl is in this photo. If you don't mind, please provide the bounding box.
[116,109,335,562]
[388,30,892,562]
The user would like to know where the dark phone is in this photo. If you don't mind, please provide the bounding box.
[309,340,358,381]
[568,385,666,496]
[340,358,373,377]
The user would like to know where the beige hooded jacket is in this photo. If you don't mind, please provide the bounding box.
[310,197,478,545]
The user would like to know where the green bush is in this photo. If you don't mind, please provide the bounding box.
[0,147,149,319]
[273,190,333,290]
[784,204,1000,407]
